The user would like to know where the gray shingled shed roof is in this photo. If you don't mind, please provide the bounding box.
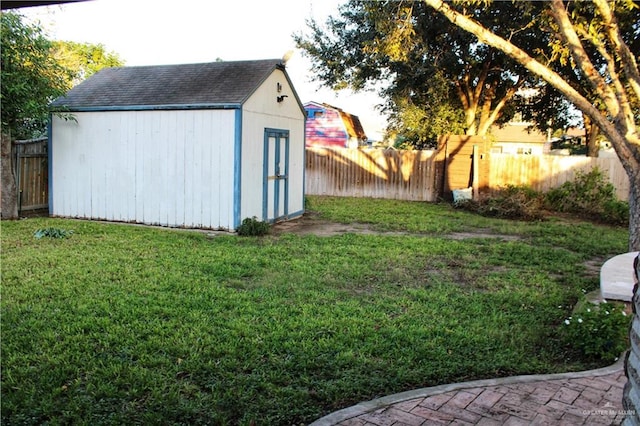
[51,59,285,110]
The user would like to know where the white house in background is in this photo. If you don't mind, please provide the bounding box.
[49,59,306,230]
[489,122,551,155]
[489,87,586,155]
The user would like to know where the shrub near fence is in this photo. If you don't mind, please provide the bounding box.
[305,147,630,202]
[489,153,629,201]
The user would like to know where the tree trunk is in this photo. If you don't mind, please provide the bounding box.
[463,105,478,135]
[629,169,640,252]
[586,126,600,158]
[1,132,18,219]
[584,115,600,158]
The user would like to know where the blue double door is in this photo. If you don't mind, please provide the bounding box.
[263,128,289,222]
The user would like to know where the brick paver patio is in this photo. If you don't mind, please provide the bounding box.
[311,359,629,426]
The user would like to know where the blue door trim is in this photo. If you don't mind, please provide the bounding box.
[262,128,289,222]
[48,116,53,215]
[233,109,242,229]
[262,135,269,221]
[283,134,290,217]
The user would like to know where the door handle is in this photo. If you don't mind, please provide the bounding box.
[268,174,287,180]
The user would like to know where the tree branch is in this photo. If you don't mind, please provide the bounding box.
[575,22,636,139]
[478,82,495,134]
[422,0,637,174]
[455,73,478,134]
[478,77,523,136]
[547,0,620,119]
[455,80,470,111]
[593,0,640,102]
[473,59,491,107]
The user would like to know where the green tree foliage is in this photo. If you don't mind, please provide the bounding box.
[1,11,72,139]
[517,1,639,157]
[295,1,555,146]
[422,0,639,250]
[52,40,124,88]
[391,72,465,148]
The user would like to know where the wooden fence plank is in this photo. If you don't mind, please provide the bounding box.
[305,147,440,201]
[306,148,630,202]
[14,138,48,212]
[488,153,628,200]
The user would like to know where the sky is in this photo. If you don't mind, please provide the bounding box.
[20,0,388,141]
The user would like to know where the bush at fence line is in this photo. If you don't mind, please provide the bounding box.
[544,167,629,226]
[454,185,546,221]
[455,168,629,226]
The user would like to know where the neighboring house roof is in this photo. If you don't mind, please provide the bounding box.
[490,123,547,144]
[564,127,586,139]
[304,101,367,141]
[336,108,367,141]
[51,59,289,110]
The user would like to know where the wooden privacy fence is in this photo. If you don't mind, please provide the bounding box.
[305,147,630,201]
[435,135,490,200]
[14,138,48,213]
[13,142,630,215]
[305,147,439,201]
[489,153,629,200]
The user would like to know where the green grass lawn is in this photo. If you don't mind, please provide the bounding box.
[1,196,629,425]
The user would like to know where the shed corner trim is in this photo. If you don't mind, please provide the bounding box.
[233,108,243,230]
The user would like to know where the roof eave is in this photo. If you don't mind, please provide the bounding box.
[50,103,244,112]
[238,62,284,105]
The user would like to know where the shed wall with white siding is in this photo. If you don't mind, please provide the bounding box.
[50,59,305,231]
[241,70,305,222]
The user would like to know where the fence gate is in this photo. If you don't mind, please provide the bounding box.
[14,138,48,214]
[435,135,490,200]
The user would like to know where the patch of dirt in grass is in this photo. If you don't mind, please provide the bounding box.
[271,212,398,237]
[272,212,521,241]
[445,231,522,241]
[272,219,399,237]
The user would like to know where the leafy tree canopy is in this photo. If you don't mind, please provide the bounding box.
[1,12,125,140]
[421,0,639,250]
[1,11,71,139]
[52,40,124,88]
[517,0,640,156]
[295,0,560,146]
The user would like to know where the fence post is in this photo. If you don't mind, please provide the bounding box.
[472,145,479,200]
[16,142,22,213]
[1,133,18,219]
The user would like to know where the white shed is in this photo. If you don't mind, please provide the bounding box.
[49,59,306,231]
